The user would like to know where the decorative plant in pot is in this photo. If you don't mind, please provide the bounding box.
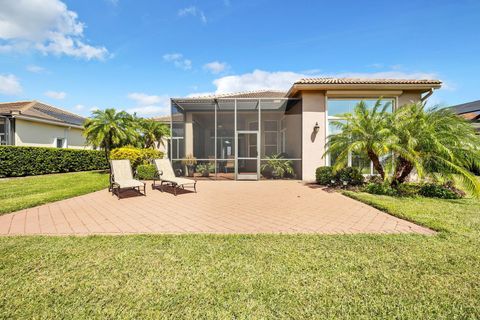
[196,162,215,177]
[260,154,294,179]
[181,154,197,177]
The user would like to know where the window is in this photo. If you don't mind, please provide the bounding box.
[56,138,65,148]
[327,98,394,175]
[263,120,278,156]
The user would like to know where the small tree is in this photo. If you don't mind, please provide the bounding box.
[389,102,480,195]
[139,119,170,149]
[83,108,139,164]
[325,99,393,179]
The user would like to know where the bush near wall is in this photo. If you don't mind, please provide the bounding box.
[315,166,364,186]
[0,146,108,178]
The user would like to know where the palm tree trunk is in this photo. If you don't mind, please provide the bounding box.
[391,157,414,186]
[367,150,385,180]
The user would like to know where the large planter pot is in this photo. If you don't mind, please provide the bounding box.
[186,165,195,177]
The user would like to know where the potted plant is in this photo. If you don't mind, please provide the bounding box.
[196,162,215,177]
[260,154,294,179]
[181,154,197,177]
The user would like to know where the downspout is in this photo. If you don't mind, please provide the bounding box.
[421,89,434,103]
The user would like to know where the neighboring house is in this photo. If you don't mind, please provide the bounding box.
[449,100,480,133]
[170,78,442,181]
[0,101,88,149]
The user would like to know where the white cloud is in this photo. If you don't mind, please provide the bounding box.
[74,104,84,110]
[210,69,441,94]
[203,61,229,74]
[163,53,192,70]
[127,92,163,105]
[26,65,46,73]
[126,92,170,116]
[212,69,305,93]
[44,90,66,99]
[178,6,207,24]
[0,74,22,95]
[0,0,108,60]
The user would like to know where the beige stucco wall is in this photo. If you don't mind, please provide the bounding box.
[301,91,327,181]
[14,119,88,149]
[397,91,423,108]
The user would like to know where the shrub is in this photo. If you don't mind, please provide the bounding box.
[315,167,334,185]
[136,164,157,180]
[336,167,364,186]
[418,183,462,199]
[140,148,164,164]
[396,183,421,197]
[110,147,142,168]
[110,147,164,169]
[196,162,215,177]
[0,146,108,178]
[362,183,398,196]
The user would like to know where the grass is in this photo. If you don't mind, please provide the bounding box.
[0,179,479,318]
[0,171,109,214]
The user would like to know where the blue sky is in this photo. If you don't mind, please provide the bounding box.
[1,0,479,117]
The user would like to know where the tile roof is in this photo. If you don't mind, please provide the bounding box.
[294,78,442,85]
[177,90,287,100]
[0,101,85,126]
[449,100,480,114]
[151,115,171,123]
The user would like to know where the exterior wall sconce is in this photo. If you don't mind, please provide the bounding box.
[313,122,320,133]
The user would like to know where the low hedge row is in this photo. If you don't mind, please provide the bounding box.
[362,182,465,199]
[0,146,108,177]
[315,166,364,186]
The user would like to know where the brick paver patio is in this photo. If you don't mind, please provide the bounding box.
[0,181,434,236]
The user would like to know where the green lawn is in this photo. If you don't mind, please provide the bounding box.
[0,185,479,318]
[0,171,109,214]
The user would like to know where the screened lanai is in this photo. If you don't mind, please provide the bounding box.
[170,96,302,180]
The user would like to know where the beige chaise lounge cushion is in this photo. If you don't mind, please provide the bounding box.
[153,159,196,185]
[111,160,144,188]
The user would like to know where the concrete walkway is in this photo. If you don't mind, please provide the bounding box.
[0,181,434,236]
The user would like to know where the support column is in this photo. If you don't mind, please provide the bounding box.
[301,91,327,182]
[185,112,193,156]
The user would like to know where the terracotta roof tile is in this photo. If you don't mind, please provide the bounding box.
[294,78,442,85]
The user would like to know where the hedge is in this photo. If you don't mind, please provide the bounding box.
[0,146,108,177]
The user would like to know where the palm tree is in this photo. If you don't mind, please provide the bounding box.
[83,108,139,162]
[139,119,170,149]
[326,100,480,195]
[325,99,393,179]
[389,102,480,195]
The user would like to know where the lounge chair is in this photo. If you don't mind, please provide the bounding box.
[110,159,146,199]
[153,159,197,195]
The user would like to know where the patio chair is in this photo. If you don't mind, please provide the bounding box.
[110,159,146,199]
[153,159,197,196]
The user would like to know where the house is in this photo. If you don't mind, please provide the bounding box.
[170,78,442,181]
[0,101,88,149]
[449,100,480,133]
